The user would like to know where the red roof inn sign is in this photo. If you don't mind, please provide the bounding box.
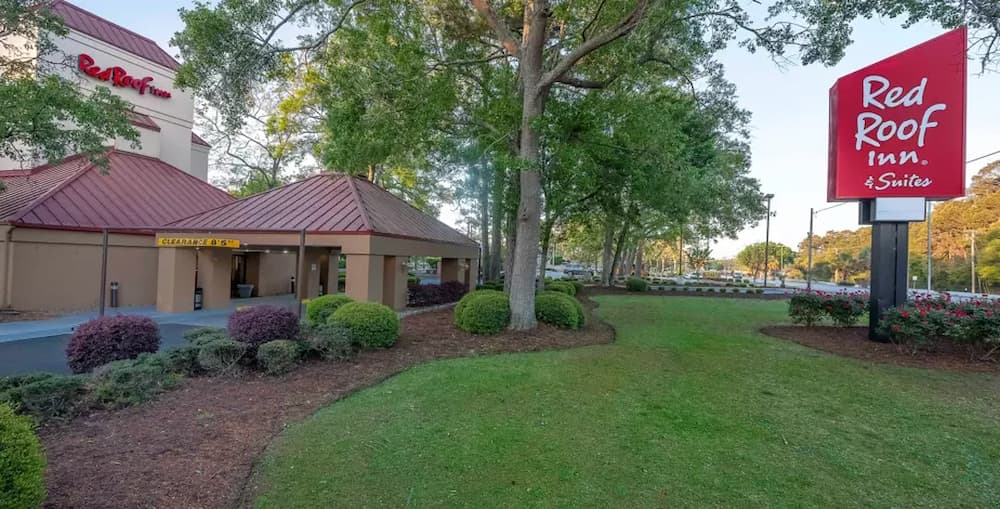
[78,53,172,99]
[828,27,966,202]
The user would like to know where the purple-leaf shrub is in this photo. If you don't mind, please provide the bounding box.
[407,280,468,307]
[66,315,160,373]
[227,305,300,348]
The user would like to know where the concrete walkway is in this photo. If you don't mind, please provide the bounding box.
[0,294,298,344]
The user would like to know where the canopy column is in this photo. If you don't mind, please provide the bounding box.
[199,249,232,310]
[346,254,384,303]
[382,256,407,310]
[440,258,460,284]
[156,248,196,313]
[467,257,479,291]
[325,248,342,294]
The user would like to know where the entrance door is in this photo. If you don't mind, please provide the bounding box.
[231,254,248,297]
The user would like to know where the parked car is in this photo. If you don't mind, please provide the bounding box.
[544,270,569,280]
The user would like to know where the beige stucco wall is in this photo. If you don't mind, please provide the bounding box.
[4,227,158,312]
[256,252,296,296]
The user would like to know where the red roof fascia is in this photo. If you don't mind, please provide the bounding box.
[191,133,211,147]
[128,111,160,132]
[51,1,180,71]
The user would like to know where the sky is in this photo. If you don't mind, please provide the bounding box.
[70,1,1000,258]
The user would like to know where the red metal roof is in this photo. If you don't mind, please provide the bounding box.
[0,150,235,231]
[51,1,180,71]
[191,133,211,147]
[166,173,477,246]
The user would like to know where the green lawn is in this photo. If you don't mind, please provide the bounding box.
[254,296,1000,508]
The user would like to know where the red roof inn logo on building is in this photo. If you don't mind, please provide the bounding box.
[78,53,172,99]
[828,27,966,201]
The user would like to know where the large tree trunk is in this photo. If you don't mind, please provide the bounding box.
[507,1,548,330]
[487,166,504,281]
[601,215,615,287]
[538,216,556,290]
[610,224,629,283]
[478,161,490,284]
[635,239,645,278]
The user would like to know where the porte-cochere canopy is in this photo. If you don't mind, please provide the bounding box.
[154,173,479,313]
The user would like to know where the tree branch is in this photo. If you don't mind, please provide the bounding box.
[469,0,521,56]
[540,0,650,88]
[274,0,367,54]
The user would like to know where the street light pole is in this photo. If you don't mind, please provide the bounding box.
[971,230,977,294]
[927,201,933,291]
[763,194,774,288]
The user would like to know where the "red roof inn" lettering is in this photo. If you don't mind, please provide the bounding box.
[77,53,172,99]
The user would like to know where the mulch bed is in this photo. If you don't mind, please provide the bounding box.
[39,299,613,509]
[588,286,790,300]
[761,325,1000,374]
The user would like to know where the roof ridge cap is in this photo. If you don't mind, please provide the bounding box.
[344,174,373,231]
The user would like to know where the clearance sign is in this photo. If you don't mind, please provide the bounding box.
[828,27,966,201]
[156,238,240,248]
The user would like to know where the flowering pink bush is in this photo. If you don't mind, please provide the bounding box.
[66,315,160,373]
[789,290,869,327]
[878,293,1000,356]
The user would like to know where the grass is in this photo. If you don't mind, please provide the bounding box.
[254,296,1000,508]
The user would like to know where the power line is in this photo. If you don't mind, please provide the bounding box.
[967,149,1000,164]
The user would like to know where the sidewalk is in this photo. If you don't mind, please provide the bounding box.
[0,295,298,344]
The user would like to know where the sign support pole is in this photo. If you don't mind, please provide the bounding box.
[868,222,909,341]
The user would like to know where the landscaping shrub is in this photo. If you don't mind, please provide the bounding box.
[0,375,85,422]
[300,323,355,361]
[0,403,45,509]
[454,289,504,324]
[755,289,764,294]
[695,287,703,292]
[228,305,299,350]
[789,291,869,327]
[571,280,584,295]
[197,339,247,376]
[257,340,302,375]
[407,275,421,286]
[90,355,181,409]
[162,345,203,376]
[877,295,1000,356]
[66,315,161,373]
[330,301,400,349]
[535,292,580,329]
[477,280,504,291]
[305,295,353,326]
[408,281,467,307]
[624,277,648,292]
[182,326,228,346]
[789,293,825,326]
[455,291,510,334]
[545,281,576,296]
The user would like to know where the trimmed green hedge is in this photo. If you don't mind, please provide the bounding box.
[197,339,247,376]
[455,291,510,335]
[305,295,354,326]
[545,281,576,296]
[0,403,45,509]
[330,301,400,349]
[257,340,302,375]
[625,277,649,292]
[535,292,580,329]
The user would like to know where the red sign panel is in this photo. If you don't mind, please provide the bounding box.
[828,27,966,201]
[77,54,172,99]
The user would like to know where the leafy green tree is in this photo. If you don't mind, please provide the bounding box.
[1,0,137,181]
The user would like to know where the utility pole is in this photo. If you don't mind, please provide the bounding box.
[763,194,774,288]
[807,207,814,291]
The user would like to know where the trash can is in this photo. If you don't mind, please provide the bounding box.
[194,287,203,310]
[110,281,120,308]
[236,284,255,298]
